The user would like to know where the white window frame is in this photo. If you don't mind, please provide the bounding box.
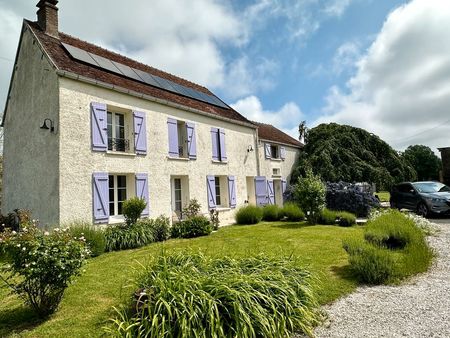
[108,174,128,216]
[176,120,188,158]
[106,108,133,153]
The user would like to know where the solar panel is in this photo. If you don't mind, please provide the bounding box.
[110,61,143,82]
[88,53,122,75]
[62,43,99,67]
[62,42,229,109]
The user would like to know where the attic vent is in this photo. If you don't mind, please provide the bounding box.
[61,43,229,109]
[272,168,281,176]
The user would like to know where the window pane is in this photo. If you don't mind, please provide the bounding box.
[117,188,127,202]
[109,202,114,216]
[175,201,182,212]
[215,177,221,205]
[118,201,124,215]
[109,175,115,215]
[117,175,127,189]
[107,113,113,150]
[174,178,181,190]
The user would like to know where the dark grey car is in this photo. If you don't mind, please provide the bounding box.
[390,181,450,217]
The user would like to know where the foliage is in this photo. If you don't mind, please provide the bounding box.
[106,252,319,338]
[105,221,154,252]
[402,145,442,181]
[0,222,88,317]
[170,216,212,239]
[0,209,32,233]
[292,169,326,224]
[122,197,147,226]
[343,210,433,284]
[292,123,417,191]
[68,222,105,257]
[337,211,356,227]
[148,216,171,242]
[182,199,202,219]
[279,202,305,221]
[326,182,380,217]
[318,208,338,225]
[209,209,220,230]
[234,205,263,225]
[262,204,281,221]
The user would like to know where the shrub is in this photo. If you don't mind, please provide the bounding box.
[292,169,326,224]
[0,209,32,233]
[182,199,201,219]
[262,204,281,221]
[68,222,106,257]
[235,205,263,225]
[209,209,220,230]
[122,197,147,226]
[337,211,357,227]
[326,182,380,217]
[106,252,319,337]
[148,216,170,242]
[0,223,89,317]
[170,216,212,239]
[279,203,305,222]
[318,208,338,225]
[105,221,154,252]
[343,210,433,284]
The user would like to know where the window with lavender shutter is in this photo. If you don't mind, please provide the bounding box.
[206,175,217,209]
[211,128,219,161]
[168,118,179,157]
[91,102,108,152]
[186,122,197,159]
[133,111,147,155]
[135,173,149,216]
[92,172,109,223]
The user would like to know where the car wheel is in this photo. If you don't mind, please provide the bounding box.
[416,203,429,218]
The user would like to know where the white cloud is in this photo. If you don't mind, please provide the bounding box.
[316,0,450,152]
[323,0,352,17]
[332,41,361,75]
[231,95,303,138]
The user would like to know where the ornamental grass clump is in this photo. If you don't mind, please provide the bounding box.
[279,202,305,221]
[106,252,320,337]
[262,204,281,221]
[235,205,263,225]
[318,208,338,225]
[0,222,89,317]
[170,215,213,239]
[105,221,154,252]
[343,210,433,284]
[68,222,106,257]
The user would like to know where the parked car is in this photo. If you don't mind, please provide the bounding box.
[390,181,450,217]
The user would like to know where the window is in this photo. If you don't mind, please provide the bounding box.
[168,119,197,159]
[107,111,129,152]
[211,128,227,162]
[109,175,127,216]
[215,176,222,206]
[174,178,182,213]
[270,145,279,159]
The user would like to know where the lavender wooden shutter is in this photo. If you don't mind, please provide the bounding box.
[211,128,219,161]
[135,173,149,216]
[133,111,147,155]
[92,172,109,223]
[168,118,179,157]
[280,146,286,160]
[91,102,107,152]
[219,129,227,161]
[255,176,267,206]
[206,175,217,209]
[265,143,271,159]
[186,122,197,159]
[267,180,275,205]
[228,176,237,208]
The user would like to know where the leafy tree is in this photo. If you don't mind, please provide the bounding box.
[402,145,441,181]
[292,169,326,224]
[292,123,417,190]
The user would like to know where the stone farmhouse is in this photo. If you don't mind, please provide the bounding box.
[2,0,303,225]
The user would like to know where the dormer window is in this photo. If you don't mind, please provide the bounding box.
[264,142,286,161]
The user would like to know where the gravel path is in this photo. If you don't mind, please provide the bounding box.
[314,219,450,338]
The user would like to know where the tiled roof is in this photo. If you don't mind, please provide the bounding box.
[26,20,254,126]
[254,122,303,148]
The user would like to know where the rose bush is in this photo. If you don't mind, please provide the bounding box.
[0,221,89,317]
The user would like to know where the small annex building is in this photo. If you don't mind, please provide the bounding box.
[2,1,303,225]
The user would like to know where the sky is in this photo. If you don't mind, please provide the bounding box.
[0,0,449,153]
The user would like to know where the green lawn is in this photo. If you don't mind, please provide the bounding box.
[0,222,363,337]
[376,191,390,202]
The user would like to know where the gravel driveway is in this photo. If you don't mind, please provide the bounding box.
[314,218,450,338]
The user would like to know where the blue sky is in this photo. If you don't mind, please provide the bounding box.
[1,0,449,152]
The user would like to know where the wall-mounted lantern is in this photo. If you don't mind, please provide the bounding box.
[247,145,254,152]
[40,118,55,133]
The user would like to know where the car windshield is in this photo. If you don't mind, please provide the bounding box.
[412,182,450,193]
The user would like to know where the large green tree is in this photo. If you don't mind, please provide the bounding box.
[402,145,441,181]
[292,123,417,190]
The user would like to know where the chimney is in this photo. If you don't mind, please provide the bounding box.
[36,0,59,38]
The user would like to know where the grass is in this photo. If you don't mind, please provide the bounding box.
[376,191,390,202]
[0,222,363,337]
